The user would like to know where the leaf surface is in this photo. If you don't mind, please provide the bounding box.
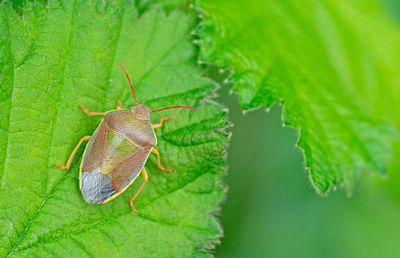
[0,1,229,256]
[198,0,400,192]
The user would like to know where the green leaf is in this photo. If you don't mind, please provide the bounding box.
[0,1,229,256]
[198,0,400,193]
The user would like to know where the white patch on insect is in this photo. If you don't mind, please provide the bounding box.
[81,168,114,203]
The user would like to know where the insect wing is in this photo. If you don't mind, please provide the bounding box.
[80,111,154,204]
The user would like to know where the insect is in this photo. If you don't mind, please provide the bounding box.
[53,63,193,213]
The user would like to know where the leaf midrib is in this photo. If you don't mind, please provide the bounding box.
[11,157,220,254]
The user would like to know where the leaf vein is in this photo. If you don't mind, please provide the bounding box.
[6,1,78,255]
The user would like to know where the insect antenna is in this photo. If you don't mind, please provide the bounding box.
[152,105,194,113]
[118,63,139,106]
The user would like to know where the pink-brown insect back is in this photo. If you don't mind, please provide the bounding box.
[53,63,193,213]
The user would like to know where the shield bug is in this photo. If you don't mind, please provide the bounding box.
[53,64,193,213]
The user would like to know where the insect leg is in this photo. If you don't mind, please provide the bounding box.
[116,100,124,110]
[151,117,175,129]
[53,136,91,170]
[129,168,149,213]
[79,104,105,116]
[151,148,173,172]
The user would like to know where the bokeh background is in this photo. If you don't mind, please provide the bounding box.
[215,1,400,254]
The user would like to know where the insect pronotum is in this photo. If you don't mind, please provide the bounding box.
[53,63,193,213]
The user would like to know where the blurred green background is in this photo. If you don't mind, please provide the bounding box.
[215,2,400,257]
[216,92,400,258]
